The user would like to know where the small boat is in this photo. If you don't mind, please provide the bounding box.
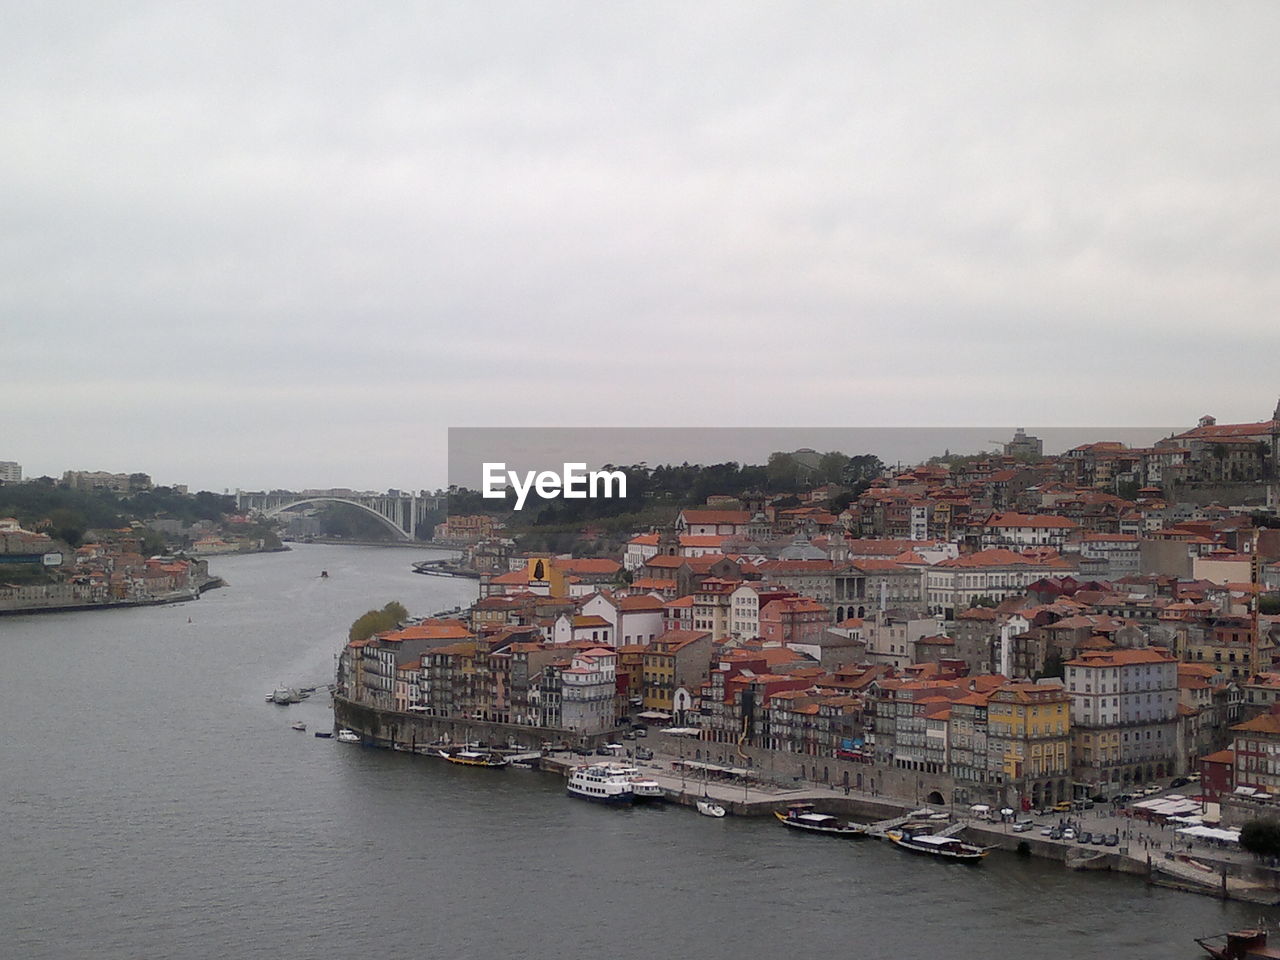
[320,570,329,579]
[883,828,989,862]
[439,748,509,768]
[1196,929,1280,960]
[314,731,333,739]
[697,798,727,818]
[291,721,306,731]
[336,729,360,744]
[774,802,867,837]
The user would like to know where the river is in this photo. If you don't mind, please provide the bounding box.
[0,543,1272,959]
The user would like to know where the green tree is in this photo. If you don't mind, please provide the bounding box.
[1260,595,1280,616]
[969,596,998,609]
[1035,651,1065,681]
[1240,819,1280,858]
[348,601,409,641]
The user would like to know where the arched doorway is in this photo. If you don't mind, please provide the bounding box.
[926,790,945,805]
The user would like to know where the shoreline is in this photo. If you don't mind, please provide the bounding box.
[332,695,1280,905]
[0,576,226,617]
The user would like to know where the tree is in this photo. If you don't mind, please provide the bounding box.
[1240,819,1280,858]
[969,596,997,609]
[348,601,409,641]
[1261,595,1280,616]
[1035,652,1065,681]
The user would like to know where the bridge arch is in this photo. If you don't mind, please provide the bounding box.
[260,498,412,541]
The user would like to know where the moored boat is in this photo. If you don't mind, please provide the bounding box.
[439,748,509,768]
[774,802,868,837]
[567,763,637,804]
[336,728,360,743]
[1195,929,1280,960]
[697,798,727,818]
[883,828,988,862]
[290,721,306,731]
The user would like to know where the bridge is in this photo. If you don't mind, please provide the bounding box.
[236,490,445,541]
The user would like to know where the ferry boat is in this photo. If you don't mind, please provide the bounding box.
[439,748,509,768]
[773,802,868,837]
[883,828,988,862]
[567,763,638,804]
[1196,928,1280,960]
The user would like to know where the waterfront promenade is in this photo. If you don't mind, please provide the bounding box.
[535,742,1280,904]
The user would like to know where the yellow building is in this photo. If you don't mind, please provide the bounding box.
[986,682,1072,807]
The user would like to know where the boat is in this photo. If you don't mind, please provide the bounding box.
[610,763,664,802]
[336,728,360,744]
[320,570,329,579]
[883,828,989,862]
[270,686,302,704]
[290,721,306,731]
[567,763,638,804]
[774,802,867,836]
[438,748,509,768]
[697,798,727,818]
[314,731,333,739]
[1196,929,1280,960]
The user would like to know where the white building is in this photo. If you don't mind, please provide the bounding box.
[0,461,21,483]
[560,648,618,735]
[1065,647,1180,785]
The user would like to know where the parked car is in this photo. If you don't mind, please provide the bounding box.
[1053,800,1072,812]
[1040,826,1055,837]
[1090,793,1109,804]
[1112,793,1133,804]
[634,727,648,737]
[1170,776,1191,788]
[1072,800,1095,811]
[1049,828,1063,840]
[1104,834,1120,847]
[635,746,653,760]
[623,731,636,740]
[1078,831,1093,844]
[1012,820,1035,833]
[1062,828,1075,840]
[1091,833,1107,845]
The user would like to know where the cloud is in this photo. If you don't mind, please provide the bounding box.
[3,2,1279,489]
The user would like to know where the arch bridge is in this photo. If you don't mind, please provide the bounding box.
[236,490,444,541]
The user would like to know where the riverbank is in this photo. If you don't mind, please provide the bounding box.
[332,695,1280,905]
[0,577,225,616]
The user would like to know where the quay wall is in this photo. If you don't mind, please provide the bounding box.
[333,695,618,752]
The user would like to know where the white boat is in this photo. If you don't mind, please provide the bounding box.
[290,721,306,731]
[604,762,665,802]
[567,763,637,804]
[697,798,727,818]
[336,728,360,744]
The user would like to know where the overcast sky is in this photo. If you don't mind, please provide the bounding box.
[4,2,1279,492]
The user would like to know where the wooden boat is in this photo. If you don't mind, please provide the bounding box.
[774,802,867,836]
[290,721,306,731]
[1196,929,1280,960]
[439,748,509,768]
[883,828,988,862]
[697,798,727,818]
